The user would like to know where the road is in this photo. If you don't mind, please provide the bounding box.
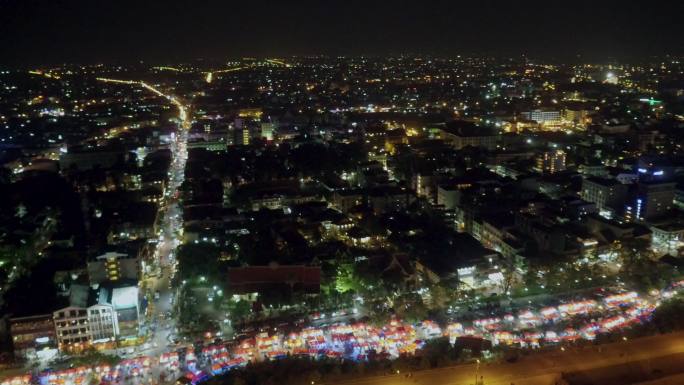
[96,77,190,382]
[332,332,684,385]
[142,82,190,381]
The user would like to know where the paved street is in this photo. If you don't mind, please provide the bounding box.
[142,88,190,381]
[104,79,190,382]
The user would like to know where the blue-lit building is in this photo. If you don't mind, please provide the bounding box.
[627,181,676,222]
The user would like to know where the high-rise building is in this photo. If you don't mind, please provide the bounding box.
[629,181,676,222]
[581,177,627,217]
[232,124,251,146]
[535,150,566,174]
[242,127,250,145]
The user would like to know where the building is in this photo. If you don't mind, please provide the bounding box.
[384,128,408,154]
[88,304,119,344]
[87,252,140,285]
[535,150,566,174]
[238,108,263,119]
[260,122,276,141]
[478,216,522,261]
[53,282,140,353]
[59,147,125,171]
[250,194,284,211]
[586,214,652,246]
[233,126,251,146]
[413,173,435,200]
[186,139,227,152]
[357,161,389,187]
[437,185,459,210]
[415,233,500,291]
[650,222,684,256]
[331,189,364,212]
[605,71,618,85]
[628,182,676,222]
[439,122,498,150]
[437,182,472,210]
[241,127,250,145]
[9,314,57,359]
[368,186,415,214]
[581,177,628,217]
[635,156,679,182]
[563,108,590,125]
[53,306,91,352]
[521,110,561,124]
[226,265,321,295]
[578,163,607,177]
[101,284,141,341]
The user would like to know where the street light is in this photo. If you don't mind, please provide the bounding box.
[475,359,480,385]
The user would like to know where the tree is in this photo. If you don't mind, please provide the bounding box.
[226,299,251,322]
[394,293,429,323]
[335,263,361,294]
[619,237,652,265]
[624,258,676,292]
[427,284,451,309]
[653,296,684,331]
[176,243,223,281]
[421,337,459,367]
[498,267,515,295]
[619,237,675,292]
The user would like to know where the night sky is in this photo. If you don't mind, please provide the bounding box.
[1,0,683,65]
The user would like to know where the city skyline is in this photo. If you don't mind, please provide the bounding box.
[1,0,684,65]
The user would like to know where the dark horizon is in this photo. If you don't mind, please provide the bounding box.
[1,0,683,66]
